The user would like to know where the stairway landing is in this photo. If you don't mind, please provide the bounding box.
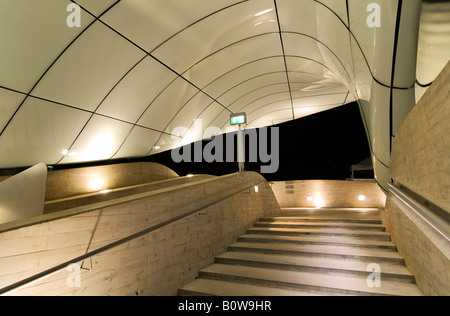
[179,208,423,296]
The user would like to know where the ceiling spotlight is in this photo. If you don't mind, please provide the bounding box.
[255,8,273,17]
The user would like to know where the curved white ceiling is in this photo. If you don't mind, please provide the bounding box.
[0,0,435,191]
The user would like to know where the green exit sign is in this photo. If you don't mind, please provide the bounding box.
[230,113,247,125]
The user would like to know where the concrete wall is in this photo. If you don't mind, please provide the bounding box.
[272,180,386,208]
[43,175,214,214]
[384,61,450,296]
[45,162,179,200]
[390,61,450,212]
[0,172,280,296]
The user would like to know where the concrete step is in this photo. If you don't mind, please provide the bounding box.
[260,216,383,225]
[197,264,423,296]
[278,208,381,219]
[179,208,423,297]
[253,221,386,231]
[215,252,415,283]
[227,242,405,264]
[178,278,331,296]
[238,234,397,251]
[247,227,392,241]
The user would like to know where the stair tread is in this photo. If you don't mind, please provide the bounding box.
[199,264,423,296]
[254,221,386,230]
[248,226,390,237]
[260,217,382,224]
[239,234,396,249]
[216,252,414,279]
[278,208,381,219]
[229,242,404,262]
[179,278,329,296]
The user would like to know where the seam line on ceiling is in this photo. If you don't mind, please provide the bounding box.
[0,0,123,139]
[0,85,180,139]
[314,0,415,90]
[274,0,295,121]
[72,1,233,116]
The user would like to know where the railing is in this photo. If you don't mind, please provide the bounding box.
[388,183,450,242]
[0,179,267,296]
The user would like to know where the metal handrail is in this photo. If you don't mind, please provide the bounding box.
[0,179,267,296]
[388,183,450,242]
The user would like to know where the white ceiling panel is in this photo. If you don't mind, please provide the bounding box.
[204,57,286,99]
[0,89,24,132]
[76,0,119,16]
[149,132,182,156]
[316,0,349,26]
[0,0,94,92]
[182,33,283,88]
[59,115,133,164]
[33,22,145,112]
[348,0,397,86]
[216,72,289,107]
[163,92,220,137]
[112,126,162,160]
[294,103,344,120]
[152,0,278,74]
[96,57,178,123]
[249,107,294,129]
[226,83,290,113]
[102,0,243,53]
[0,0,424,192]
[137,77,201,131]
[0,98,91,167]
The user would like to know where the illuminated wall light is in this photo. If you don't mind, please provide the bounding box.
[358,195,367,201]
[307,196,314,202]
[89,176,104,191]
[315,198,325,208]
[186,174,194,178]
[99,189,112,194]
[255,186,259,193]
[154,146,161,150]
[61,149,69,156]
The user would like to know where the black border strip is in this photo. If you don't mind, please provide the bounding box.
[389,0,404,151]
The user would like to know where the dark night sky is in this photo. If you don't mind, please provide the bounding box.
[145,102,371,182]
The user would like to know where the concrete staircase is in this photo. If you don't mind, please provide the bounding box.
[179,208,424,296]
